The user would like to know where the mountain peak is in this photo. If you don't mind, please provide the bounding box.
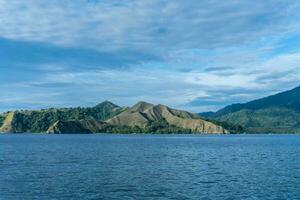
[94,101,120,109]
[130,101,154,112]
[106,101,228,134]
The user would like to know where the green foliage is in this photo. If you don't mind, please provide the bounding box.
[206,86,300,133]
[216,107,300,133]
[1,104,192,134]
[1,101,225,134]
[202,87,300,133]
[215,86,300,117]
[3,101,122,133]
[76,118,192,134]
[204,118,245,134]
[103,125,143,134]
[145,119,192,134]
[94,119,193,134]
[0,115,4,127]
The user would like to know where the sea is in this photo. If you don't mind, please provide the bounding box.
[1,134,300,200]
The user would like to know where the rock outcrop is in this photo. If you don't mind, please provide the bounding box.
[0,112,16,133]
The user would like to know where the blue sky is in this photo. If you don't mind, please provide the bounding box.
[1,0,300,112]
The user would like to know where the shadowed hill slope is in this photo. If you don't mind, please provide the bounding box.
[200,86,300,133]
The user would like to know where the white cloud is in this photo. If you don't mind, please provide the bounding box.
[9,48,300,112]
[0,0,299,52]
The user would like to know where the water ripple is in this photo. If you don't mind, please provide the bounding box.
[1,134,300,200]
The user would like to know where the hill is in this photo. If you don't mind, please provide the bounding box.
[0,101,123,133]
[201,86,300,133]
[106,101,228,134]
[0,101,228,134]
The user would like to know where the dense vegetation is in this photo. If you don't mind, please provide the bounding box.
[50,119,193,134]
[0,101,123,133]
[214,86,300,117]
[0,102,196,134]
[0,101,228,134]
[216,107,300,133]
[201,86,300,133]
[99,124,192,134]
[0,115,4,127]
[203,118,244,134]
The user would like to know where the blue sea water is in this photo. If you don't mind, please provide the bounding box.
[1,134,300,200]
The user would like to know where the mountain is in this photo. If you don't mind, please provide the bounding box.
[0,101,228,134]
[0,101,123,133]
[201,86,300,133]
[106,101,228,134]
[215,86,300,117]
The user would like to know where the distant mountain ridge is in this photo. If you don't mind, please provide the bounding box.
[215,86,300,116]
[200,86,300,133]
[0,101,228,134]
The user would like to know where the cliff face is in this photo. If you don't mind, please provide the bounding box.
[0,112,16,133]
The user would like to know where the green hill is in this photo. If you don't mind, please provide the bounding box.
[0,101,123,133]
[201,86,300,133]
[0,101,228,134]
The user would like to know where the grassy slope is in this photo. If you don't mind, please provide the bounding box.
[107,103,228,134]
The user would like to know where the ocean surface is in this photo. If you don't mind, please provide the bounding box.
[1,134,300,200]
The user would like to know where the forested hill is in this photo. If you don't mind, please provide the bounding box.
[199,86,300,133]
[215,86,300,117]
[0,101,123,133]
[0,101,229,134]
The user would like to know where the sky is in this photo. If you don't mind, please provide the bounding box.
[1,0,300,112]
